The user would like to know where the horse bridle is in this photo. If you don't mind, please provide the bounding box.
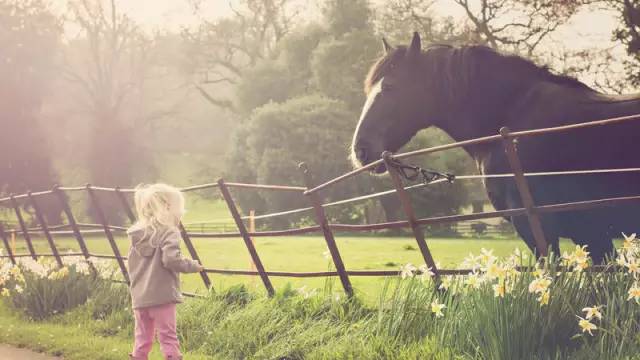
[386,157,455,184]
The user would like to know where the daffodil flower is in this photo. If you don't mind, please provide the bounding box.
[480,248,495,265]
[625,260,640,275]
[627,283,640,303]
[430,299,446,318]
[418,265,434,281]
[400,263,417,279]
[582,306,602,321]
[438,277,452,291]
[538,290,550,306]
[577,316,597,336]
[461,253,482,270]
[528,277,552,294]
[465,272,482,289]
[486,262,507,280]
[574,245,590,260]
[493,282,505,298]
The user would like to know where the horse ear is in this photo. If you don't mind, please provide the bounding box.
[406,32,421,60]
[382,37,392,54]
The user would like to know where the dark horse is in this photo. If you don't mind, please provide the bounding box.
[351,32,640,262]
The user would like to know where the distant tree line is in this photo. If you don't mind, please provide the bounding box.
[3,0,640,226]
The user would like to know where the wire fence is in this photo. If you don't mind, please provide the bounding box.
[2,113,640,297]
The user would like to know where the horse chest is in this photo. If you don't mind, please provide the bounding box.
[474,147,513,211]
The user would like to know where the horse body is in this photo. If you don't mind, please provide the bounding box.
[462,83,640,260]
[352,33,640,262]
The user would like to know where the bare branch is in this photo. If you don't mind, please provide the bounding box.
[194,84,236,111]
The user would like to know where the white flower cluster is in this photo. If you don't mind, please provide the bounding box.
[617,233,640,304]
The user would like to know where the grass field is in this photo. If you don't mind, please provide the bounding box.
[8,233,591,300]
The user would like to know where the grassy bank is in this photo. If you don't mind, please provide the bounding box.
[2,240,640,359]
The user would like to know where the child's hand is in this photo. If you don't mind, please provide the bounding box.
[196,264,205,272]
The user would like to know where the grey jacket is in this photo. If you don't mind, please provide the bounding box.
[126,225,201,309]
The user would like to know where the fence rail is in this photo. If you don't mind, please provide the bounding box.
[2,113,640,296]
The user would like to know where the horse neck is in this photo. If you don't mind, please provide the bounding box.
[428,49,551,157]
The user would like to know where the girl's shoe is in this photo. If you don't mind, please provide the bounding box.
[129,353,147,360]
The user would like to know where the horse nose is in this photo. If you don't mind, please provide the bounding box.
[355,147,368,163]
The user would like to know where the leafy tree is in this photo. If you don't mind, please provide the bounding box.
[227,95,365,227]
[224,0,480,227]
[322,0,373,36]
[606,0,640,86]
[235,24,327,114]
[0,0,62,222]
[311,29,380,111]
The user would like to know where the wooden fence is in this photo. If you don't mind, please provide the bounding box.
[2,114,640,297]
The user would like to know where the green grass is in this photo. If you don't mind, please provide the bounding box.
[3,266,640,359]
[182,196,233,224]
[2,240,640,360]
[9,234,590,300]
[0,302,209,360]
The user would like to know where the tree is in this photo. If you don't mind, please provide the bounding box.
[0,0,62,222]
[452,0,583,56]
[311,29,380,111]
[376,0,477,44]
[63,0,155,222]
[182,0,302,113]
[378,0,583,56]
[226,95,365,228]
[322,0,373,36]
[605,0,640,86]
[223,0,478,227]
[235,24,326,114]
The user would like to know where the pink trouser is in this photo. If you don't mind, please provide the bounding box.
[132,303,182,359]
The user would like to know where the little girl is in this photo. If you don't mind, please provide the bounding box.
[126,183,204,360]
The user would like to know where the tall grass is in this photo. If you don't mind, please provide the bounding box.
[2,241,640,359]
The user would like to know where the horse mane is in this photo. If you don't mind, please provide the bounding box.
[364,44,592,96]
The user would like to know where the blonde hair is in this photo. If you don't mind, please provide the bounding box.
[133,183,185,239]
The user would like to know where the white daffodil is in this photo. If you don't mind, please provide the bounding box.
[430,299,446,318]
[577,316,597,336]
[528,276,552,294]
[417,265,435,282]
[582,306,602,321]
[400,263,417,279]
[628,283,640,303]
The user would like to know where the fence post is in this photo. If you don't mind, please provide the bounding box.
[0,223,16,264]
[54,186,91,261]
[499,127,549,257]
[249,210,257,277]
[178,222,213,290]
[10,195,37,261]
[28,192,63,267]
[115,187,136,223]
[86,185,130,283]
[382,152,440,280]
[11,231,16,255]
[218,179,274,297]
[299,163,354,297]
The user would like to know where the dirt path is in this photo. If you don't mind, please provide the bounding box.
[0,345,61,359]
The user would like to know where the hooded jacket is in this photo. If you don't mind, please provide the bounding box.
[126,224,201,309]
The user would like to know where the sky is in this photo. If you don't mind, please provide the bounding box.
[111,0,616,49]
[103,0,621,52]
[51,0,626,87]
